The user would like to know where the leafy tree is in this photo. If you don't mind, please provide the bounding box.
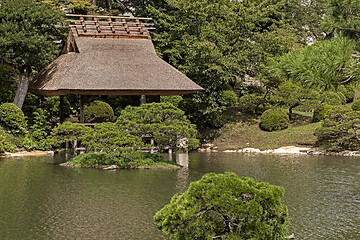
[147,0,299,124]
[42,0,95,13]
[116,103,199,151]
[268,35,359,91]
[284,0,327,42]
[315,105,360,150]
[0,0,66,109]
[322,0,360,39]
[48,122,92,152]
[0,65,17,104]
[154,172,288,240]
[276,81,320,119]
[81,122,143,153]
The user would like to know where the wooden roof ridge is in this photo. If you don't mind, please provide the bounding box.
[65,14,153,40]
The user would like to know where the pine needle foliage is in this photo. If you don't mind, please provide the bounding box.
[154,172,288,240]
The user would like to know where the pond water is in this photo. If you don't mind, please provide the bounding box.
[0,152,359,239]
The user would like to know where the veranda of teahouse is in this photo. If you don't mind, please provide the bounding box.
[29,14,203,123]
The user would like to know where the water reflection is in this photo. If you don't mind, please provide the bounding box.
[0,153,358,239]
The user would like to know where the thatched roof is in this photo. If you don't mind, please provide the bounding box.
[29,15,203,96]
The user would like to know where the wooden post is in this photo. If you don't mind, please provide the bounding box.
[150,138,154,154]
[59,95,64,123]
[80,95,85,123]
[140,95,146,105]
[168,148,173,161]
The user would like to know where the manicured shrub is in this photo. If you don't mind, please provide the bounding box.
[0,134,15,153]
[260,108,289,131]
[84,100,115,123]
[0,103,27,133]
[315,105,358,151]
[320,91,344,105]
[154,172,289,240]
[338,84,355,103]
[68,152,114,167]
[238,94,265,113]
[221,90,237,106]
[351,98,360,111]
[312,104,334,122]
[117,102,199,151]
[160,95,183,108]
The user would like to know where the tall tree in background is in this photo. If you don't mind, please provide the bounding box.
[322,0,360,40]
[43,0,95,14]
[146,0,300,125]
[0,0,66,109]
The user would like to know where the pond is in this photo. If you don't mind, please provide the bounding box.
[0,152,359,239]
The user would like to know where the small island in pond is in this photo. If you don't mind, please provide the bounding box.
[60,152,181,170]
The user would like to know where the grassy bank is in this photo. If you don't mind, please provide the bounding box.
[210,107,320,150]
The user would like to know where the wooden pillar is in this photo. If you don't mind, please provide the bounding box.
[59,95,64,123]
[140,95,146,105]
[168,148,173,161]
[80,95,85,123]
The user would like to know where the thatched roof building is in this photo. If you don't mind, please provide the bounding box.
[29,15,203,96]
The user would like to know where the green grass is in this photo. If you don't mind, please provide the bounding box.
[212,108,320,150]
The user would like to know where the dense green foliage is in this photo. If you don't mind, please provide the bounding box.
[0,0,66,108]
[84,100,115,123]
[322,0,360,39]
[147,0,301,126]
[351,98,360,111]
[50,103,199,154]
[276,81,320,118]
[221,90,238,107]
[47,96,71,121]
[337,84,355,103]
[268,36,359,91]
[312,104,334,123]
[43,0,94,14]
[260,109,289,132]
[117,103,199,151]
[64,151,178,168]
[315,105,360,150]
[160,95,183,108]
[0,103,27,133]
[81,122,142,153]
[154,172,288,240]
[0,65,17,104]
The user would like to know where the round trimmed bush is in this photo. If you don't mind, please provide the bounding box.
[320,91,344,105]
[84,100,115,123]
[0,103,27,132]
[260,108,289,131]
[338,84,355,103]
[312,104,334,122]
[221,90,237,106]
[351,99,360,111]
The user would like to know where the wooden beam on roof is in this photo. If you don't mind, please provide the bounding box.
[66,14,152,21]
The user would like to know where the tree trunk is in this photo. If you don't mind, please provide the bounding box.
[289,102,300,120]
[13,72,32,109]
[140,95,146,105]
[91,0,97,6]
[106,0,111,9]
